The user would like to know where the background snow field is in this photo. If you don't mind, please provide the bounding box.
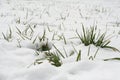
[0,0,120,80]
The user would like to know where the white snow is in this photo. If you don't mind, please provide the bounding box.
[0,0,120,80]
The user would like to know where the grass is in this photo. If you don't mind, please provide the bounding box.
[1,5,120,68]
[76,50,81,61]
[88,47,99,60]
[2,27,12,42]
[53,44,65,58]
[17,25,34,40]
[38,40,52,51]
[33,51,62,67]
[1,22,120,67]
[45,52,62,67]
[87,45,91,56]
[76,24,120,52]
[63,46,68,57]
[16,26,53,52]
[40,29,46,41]
[62,34,67,44]
[1,1,120,69]
[104,57,120,61]
[33,45,81,67]
[76,24,96,46]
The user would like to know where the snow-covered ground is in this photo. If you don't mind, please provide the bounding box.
[0,0,120,80]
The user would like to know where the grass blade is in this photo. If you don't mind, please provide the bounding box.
[76,50,81,61]
[53,44,65,58]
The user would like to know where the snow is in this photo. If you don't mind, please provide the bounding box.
[0,0,120,80]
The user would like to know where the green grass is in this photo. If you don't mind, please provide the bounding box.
[16,25,34,40]
[45,52,62,67]
[62,34,67,44]
[76,24,120,52]
[76,50,81,61]
[76,24,96,46]
[33,51,62,67]
[104,57,120,61]
[53,44,65,58]
[2,27,12,42]
[38,41,52,51]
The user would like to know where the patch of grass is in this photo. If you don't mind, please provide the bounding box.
[16,26,53,52]
[2,27,12,42]
[76,24,96,46]
[16,26,34,40]
[76,24,119,52]
[38,40,52,51]
[45,52,62,67]
[33,51,62,67]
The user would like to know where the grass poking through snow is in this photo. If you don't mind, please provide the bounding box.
[76,24,120,52]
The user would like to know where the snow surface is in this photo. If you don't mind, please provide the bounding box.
[0,0,120,80]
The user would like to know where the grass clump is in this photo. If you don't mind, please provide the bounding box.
[76,24,96,46]
[16,25,34,40]
[2,27,12,42]
[34,51,62,67]
[45,52,62,67]
[37,39,52,51]
[76,24,119,52]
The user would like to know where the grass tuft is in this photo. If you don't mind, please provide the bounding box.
[34,51,62,67]
[76,24,96,46]
[45,52,62,67]
[2,27,12,42]
[76,24,119,52]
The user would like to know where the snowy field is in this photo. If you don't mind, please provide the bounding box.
[0,0,120,80]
